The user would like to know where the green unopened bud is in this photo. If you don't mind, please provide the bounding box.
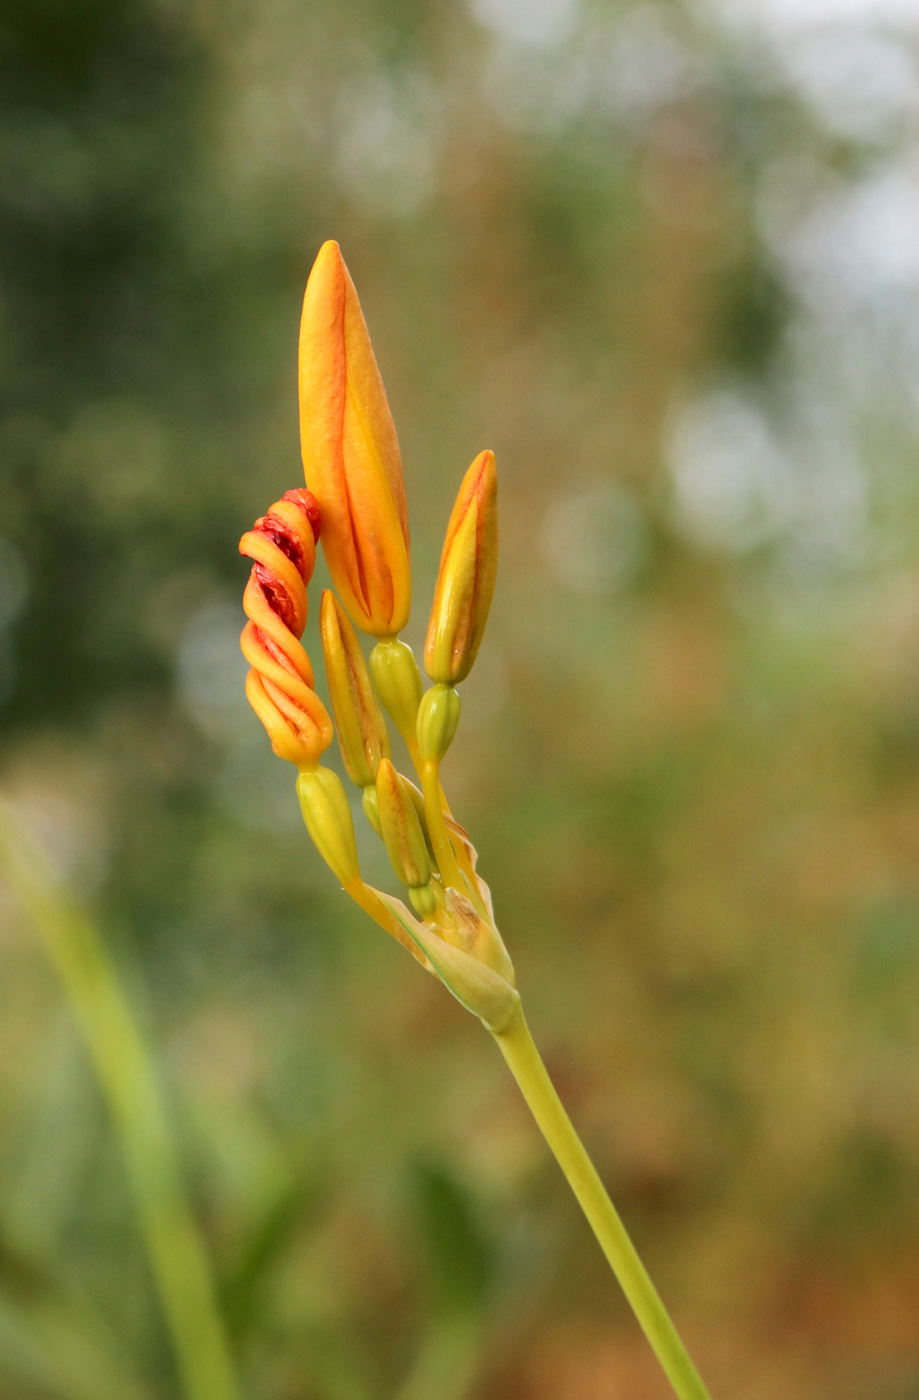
[321,591,390,789]
[370,639,424,752]
[376,758,433,891]
[296,766,360,886]
[417,683,461,762]
[425,450,497,685]
[409,884,438,920]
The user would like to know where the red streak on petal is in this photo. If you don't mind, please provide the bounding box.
[255,566,297,630]
[283,488,322,541]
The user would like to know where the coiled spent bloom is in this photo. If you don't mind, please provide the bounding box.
[239,488,333,767]
[298,240,411,638]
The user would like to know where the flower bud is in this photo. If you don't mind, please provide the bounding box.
[361,784,382,835]
[320,590,390,790]
[370,639,424,753]
[417,683,461,763]
[296,767,360,887]
[299,241,411,637]
[402,774,435,860]
[376,758,433,894]
[425,450,497,685]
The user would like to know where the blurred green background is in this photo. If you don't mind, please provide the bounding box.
[2,0,919,1396]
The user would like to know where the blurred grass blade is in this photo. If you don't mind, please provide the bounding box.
[395,1315,482,1400]
[0,1224,153,1400]
[0,1283,154,1400]
[221,1173,323,1343]
[395,1164,490,1400]
[0,799,240,1400]
[411,1163,491,1315]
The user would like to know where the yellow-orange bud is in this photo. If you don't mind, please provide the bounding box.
[375,758,433,895]
[240,490,333,767]
[299,240,411,637]
[424,450,497,685]
[320,590,389,789]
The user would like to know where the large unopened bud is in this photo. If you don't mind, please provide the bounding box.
[375,759,436,919]
[299,240,411,638]
[320,591,389,790]
[425,450,497,685]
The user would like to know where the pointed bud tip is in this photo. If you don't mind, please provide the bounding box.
[376,755,398,793]
[309,239,345,284]
[472,448,496,482]
[319,587,336,625]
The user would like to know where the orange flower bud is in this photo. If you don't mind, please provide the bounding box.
[319,589,389,789]
[375,758,432,892]
[424,450,498,685]
[299,240,411,638]
[240,489,333,767]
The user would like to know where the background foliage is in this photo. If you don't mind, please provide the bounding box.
[2,0,919,1395]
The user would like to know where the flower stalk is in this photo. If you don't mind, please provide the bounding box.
[239,240,715,1400]
[494,1005,712,1400]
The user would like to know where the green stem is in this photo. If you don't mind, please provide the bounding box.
[0,802,240,1400]
[493,1005,711,1400]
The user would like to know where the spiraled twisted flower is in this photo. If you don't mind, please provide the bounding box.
[239,488,333,767]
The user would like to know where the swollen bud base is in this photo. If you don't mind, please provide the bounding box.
[417,683,461,763]
[370,640,424,752]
